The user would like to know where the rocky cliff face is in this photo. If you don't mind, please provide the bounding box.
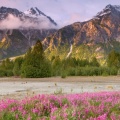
[1,5,120,60]
[43,4,120,61]
[43,4,120,47]
[0,7,57,59]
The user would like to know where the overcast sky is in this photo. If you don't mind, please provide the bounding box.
[0,0,120,26]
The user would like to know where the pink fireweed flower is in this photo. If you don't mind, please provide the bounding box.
[72,111,76,117]
[15,114,18,119]
[22,110,27,116]
[27,115,31,120]
[0,92,120,119]
[110,114,116,120]
[96,113,107,120]
[63,112,68,118]
[51,107,58,113]
[11,107,17,112]
[50,116,56,120]
[32,108,39,114]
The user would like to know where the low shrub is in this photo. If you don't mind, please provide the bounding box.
[0,69,7,77]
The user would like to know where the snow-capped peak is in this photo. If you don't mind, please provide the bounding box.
[105,4,120,12]
[95,4,120,18]
[24,7,57,26]
[0,6,57,27]
[24,7,46,17]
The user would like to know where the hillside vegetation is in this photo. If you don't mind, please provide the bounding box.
[0,40,119,78]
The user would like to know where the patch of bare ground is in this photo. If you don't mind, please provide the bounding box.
[0,76,119,82]
[0,76,120,100]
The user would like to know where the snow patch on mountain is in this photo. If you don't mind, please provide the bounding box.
[24,7,44,17]
[0,6,57,30]
[66,44,73,58]
[95,4,120,18]
[98,11,111,17]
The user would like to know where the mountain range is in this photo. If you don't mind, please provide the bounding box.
[0,4,120,61]
[0,6,57,59]
[43,4,120,62]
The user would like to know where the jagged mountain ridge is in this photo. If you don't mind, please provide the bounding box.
[0,6,57,59]
[43,4,120,60]
[43,4,120,46]
[24,7,57,26]
[1,4,120,60]
[0,6,57,26]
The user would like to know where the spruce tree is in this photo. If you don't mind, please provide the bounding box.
[13,57,23,76]
[21,40,51,78]
[107,50,120,68]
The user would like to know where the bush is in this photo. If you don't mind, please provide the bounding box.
[0,69,7,77]
[66,67,118,76]
[61,71,67,78]
[21,65,38,78]
[21,61,52,78]
[13,57,23,76]
[102,71,109,76]
[6,70,13,77]
[67,67,76,76]
[0,69,13,77]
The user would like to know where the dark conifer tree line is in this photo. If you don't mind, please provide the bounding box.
[0,40,119,78]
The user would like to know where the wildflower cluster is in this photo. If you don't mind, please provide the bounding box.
[0,92,120,120]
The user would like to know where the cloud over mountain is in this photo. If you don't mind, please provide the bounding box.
[0,6,57,30]
[0,14,56,29]
[0,0,120,26]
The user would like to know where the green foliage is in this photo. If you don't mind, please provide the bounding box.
[52,56,61,68]
[61,70,67,78]
[13,57,24,76]
[0,69,7,77]
[6,70,13,77]
[67,67,76,76]
[21,65,38,78]
[0,58,14,77]
[5,58,14,70]
[90,57,100,67]
[21,40,51,78]
[0,40,120,78]
[52,56,62,76]
[54,88,63,95]
[13,61,20,76]
[0,69,13,77]
[75,67,99,76]
[107,50,120,68]
[1,58,14,70]
[65,66,118,76]
[32,40,44,58]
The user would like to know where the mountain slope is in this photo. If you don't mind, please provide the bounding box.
[43,4,120,61]
[0,6,57,59]
[0,6,57,27]
[24,7,57,26]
